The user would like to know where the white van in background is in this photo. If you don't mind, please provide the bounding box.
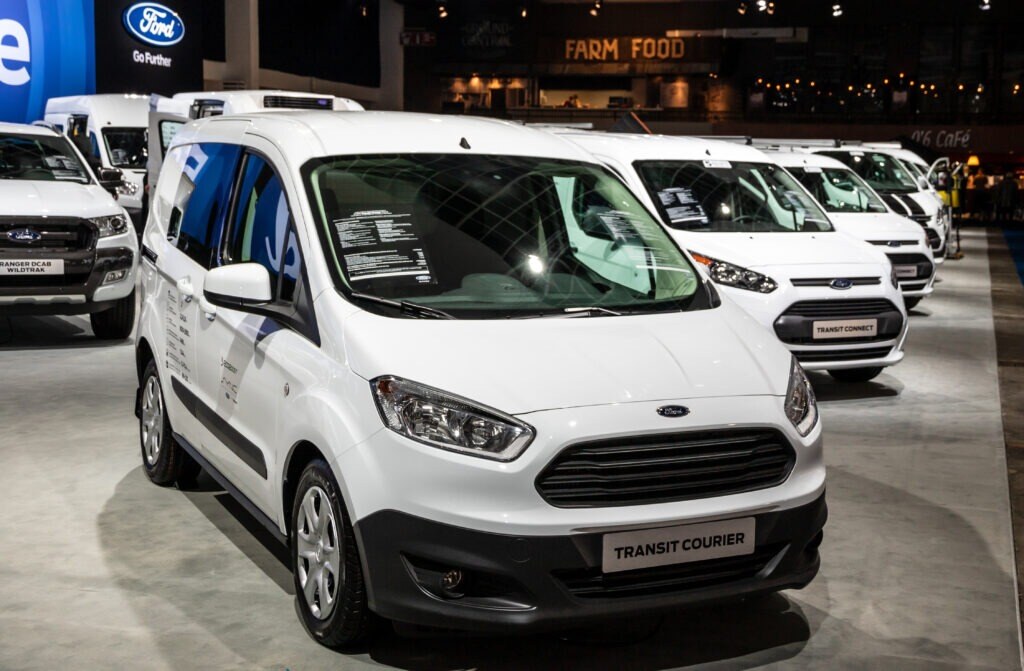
[761,149,936,310]
[555,130,908,383]
[43,95,149,228]
[146,90,365,187]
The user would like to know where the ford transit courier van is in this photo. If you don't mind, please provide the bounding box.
[555,131,907,383]
[44,94,149,227]
[136,112,826,647]
[0,123,138,338]
[764,149,935,309]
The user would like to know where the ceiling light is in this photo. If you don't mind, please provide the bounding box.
[737,1,748,14]
[979,0,991,10]
[831,3,843,17]
[437,2,448,19]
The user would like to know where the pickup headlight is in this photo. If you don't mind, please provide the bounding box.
[116,181,139,197]
[690,251,778,293]
[785,357,818,436]
[371,376,535,461]
[91,214,130,237]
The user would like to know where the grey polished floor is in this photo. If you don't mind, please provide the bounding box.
[0,230,1020,670]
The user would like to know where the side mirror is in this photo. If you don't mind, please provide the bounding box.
[203,263,272,311]
[97,167,125,197]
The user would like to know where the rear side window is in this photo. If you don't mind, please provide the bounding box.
[225,153,302,303]
[168,143,242,268]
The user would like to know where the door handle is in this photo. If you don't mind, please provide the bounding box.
[198,295,217,321]
[176,277,195,303]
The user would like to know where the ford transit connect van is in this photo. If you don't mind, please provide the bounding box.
[136,112,826,646]
[0,123,138,338]
[555,130,907,383]
[763,149,936,309]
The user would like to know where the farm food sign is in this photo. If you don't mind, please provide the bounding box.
[563,37,685,62]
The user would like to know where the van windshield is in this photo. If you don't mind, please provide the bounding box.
[303,154,708,318]
[636,160,833,233]
[102,127,147,169]
[787,166,888,214]
[820,151,919,194]
[0,133,90,184]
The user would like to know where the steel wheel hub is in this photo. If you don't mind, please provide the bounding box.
[296,485,343,620]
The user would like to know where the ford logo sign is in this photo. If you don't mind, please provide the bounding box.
[656,405,690,418]
[6,228,41,243]
[830,278,854,290]
[887,240,901,248]
[122,3,185,47]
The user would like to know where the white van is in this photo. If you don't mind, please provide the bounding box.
[136,111,826,646]
[762,149,936,309]
[0,123,138,338]
[146,90,365,187]
[43,94,149,226]
[555,131,908,383]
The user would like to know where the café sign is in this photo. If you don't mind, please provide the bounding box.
[564,37,685,62]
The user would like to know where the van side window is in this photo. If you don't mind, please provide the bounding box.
[225,153,302,303]
[170,143,242,268]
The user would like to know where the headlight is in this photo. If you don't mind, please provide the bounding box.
[785,357,818,436]
[371,376,535,461]
[116,181,139,197]
[91,214,130,237]
[690,251,778,293]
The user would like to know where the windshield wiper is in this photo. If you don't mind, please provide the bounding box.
[563,306,623,317]
[348,292,455,320]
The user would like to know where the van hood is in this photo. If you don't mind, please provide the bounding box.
[675,231,888,273]
[828,212,929,243]
[0,181,122,219]
[342,302,791,415]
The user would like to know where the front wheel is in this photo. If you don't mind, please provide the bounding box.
[90,289,136,340]
[292,460,372,649]
[139,358,200,487]
[828,367,884,383]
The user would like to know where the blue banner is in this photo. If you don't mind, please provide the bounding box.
[0,0,96,123]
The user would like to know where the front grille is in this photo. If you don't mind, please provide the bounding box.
[554,544,785,599]
[0,272,91,288]
[536,429,795,508]
[868,240,918,247]
[782,298,899,318]
[791,276,880,287]
[795,346,893,363]
[886,252,933,281]
[263,95,333,110]
[0,219,94,252]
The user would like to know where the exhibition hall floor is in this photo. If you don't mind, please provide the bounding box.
[0,230,1020,670]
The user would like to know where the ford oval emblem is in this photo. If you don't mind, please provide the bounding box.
[887,240,901,248]
[122,3,185,47]
[6,228,41,243]
[830,278,854,290]
[656,405,690,418]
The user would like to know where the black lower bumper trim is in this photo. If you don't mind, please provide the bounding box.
[354,492,826,632]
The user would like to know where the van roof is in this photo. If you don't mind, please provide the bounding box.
[171,111,600,166]
[154,90,365,116]
[0,121,61,137]
[759,149,850,170]
[550,130,773,164]
[44,94,149,127]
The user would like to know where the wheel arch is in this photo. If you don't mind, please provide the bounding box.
[135,336,154,382]
[282,440,334,536]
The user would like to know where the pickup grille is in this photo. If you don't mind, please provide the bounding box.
[536,429,795,508]
[0,218,95,252]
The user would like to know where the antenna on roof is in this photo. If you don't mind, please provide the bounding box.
[460,137,471,150]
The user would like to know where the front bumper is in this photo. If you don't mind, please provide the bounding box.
[354,491,826,632]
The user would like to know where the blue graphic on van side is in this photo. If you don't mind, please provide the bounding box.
[0,0,96,123]
[122,2,184,47]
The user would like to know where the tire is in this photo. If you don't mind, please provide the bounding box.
[828,366,884,383]
[291,459,371,649]
[91,289,136,340]
[903,296,922,311]
[139,358,199,487]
